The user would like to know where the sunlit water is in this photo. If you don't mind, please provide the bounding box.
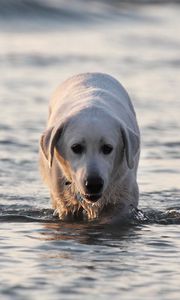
[0,1,180,299]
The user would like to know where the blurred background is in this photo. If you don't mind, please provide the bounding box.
[0,2,180,300]
[1,0,180,207]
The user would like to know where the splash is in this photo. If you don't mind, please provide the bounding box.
[0,206,180,225]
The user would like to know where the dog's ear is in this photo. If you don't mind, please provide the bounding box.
[40,124,64,168]
[40,127,53,162]
[121,125,140,169]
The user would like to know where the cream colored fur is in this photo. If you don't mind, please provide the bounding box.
[39,73,140,222]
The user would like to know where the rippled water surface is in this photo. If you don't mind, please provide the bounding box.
[0,1,180,299]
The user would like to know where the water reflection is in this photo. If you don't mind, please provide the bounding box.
[40,221,142,247]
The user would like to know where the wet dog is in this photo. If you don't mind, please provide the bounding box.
[39,73,140,222]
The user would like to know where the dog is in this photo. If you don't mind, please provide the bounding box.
[39,73,140,222]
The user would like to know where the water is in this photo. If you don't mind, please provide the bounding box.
[0,1,180,299]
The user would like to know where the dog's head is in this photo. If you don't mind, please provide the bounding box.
[40,110,139,203]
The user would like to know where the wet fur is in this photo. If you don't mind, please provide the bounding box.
[39,73,140,222]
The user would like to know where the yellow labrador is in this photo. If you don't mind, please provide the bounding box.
[39,73,140,222]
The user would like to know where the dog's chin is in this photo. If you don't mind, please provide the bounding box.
[83,193,102,203]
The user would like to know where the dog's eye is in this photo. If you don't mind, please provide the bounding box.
[71,144,84,154]
[101,144,113,155]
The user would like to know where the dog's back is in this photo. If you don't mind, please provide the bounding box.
[48,73,137,131]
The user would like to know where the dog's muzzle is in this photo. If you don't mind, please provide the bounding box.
[82,176,104,202]
[65,176,103,203]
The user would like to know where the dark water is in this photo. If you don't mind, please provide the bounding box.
[0,1,180,299]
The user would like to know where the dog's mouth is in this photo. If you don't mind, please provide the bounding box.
[82,193,102,203]
[65,180,102,203]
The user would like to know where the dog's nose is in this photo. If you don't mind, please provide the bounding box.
[84,176,104,194]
